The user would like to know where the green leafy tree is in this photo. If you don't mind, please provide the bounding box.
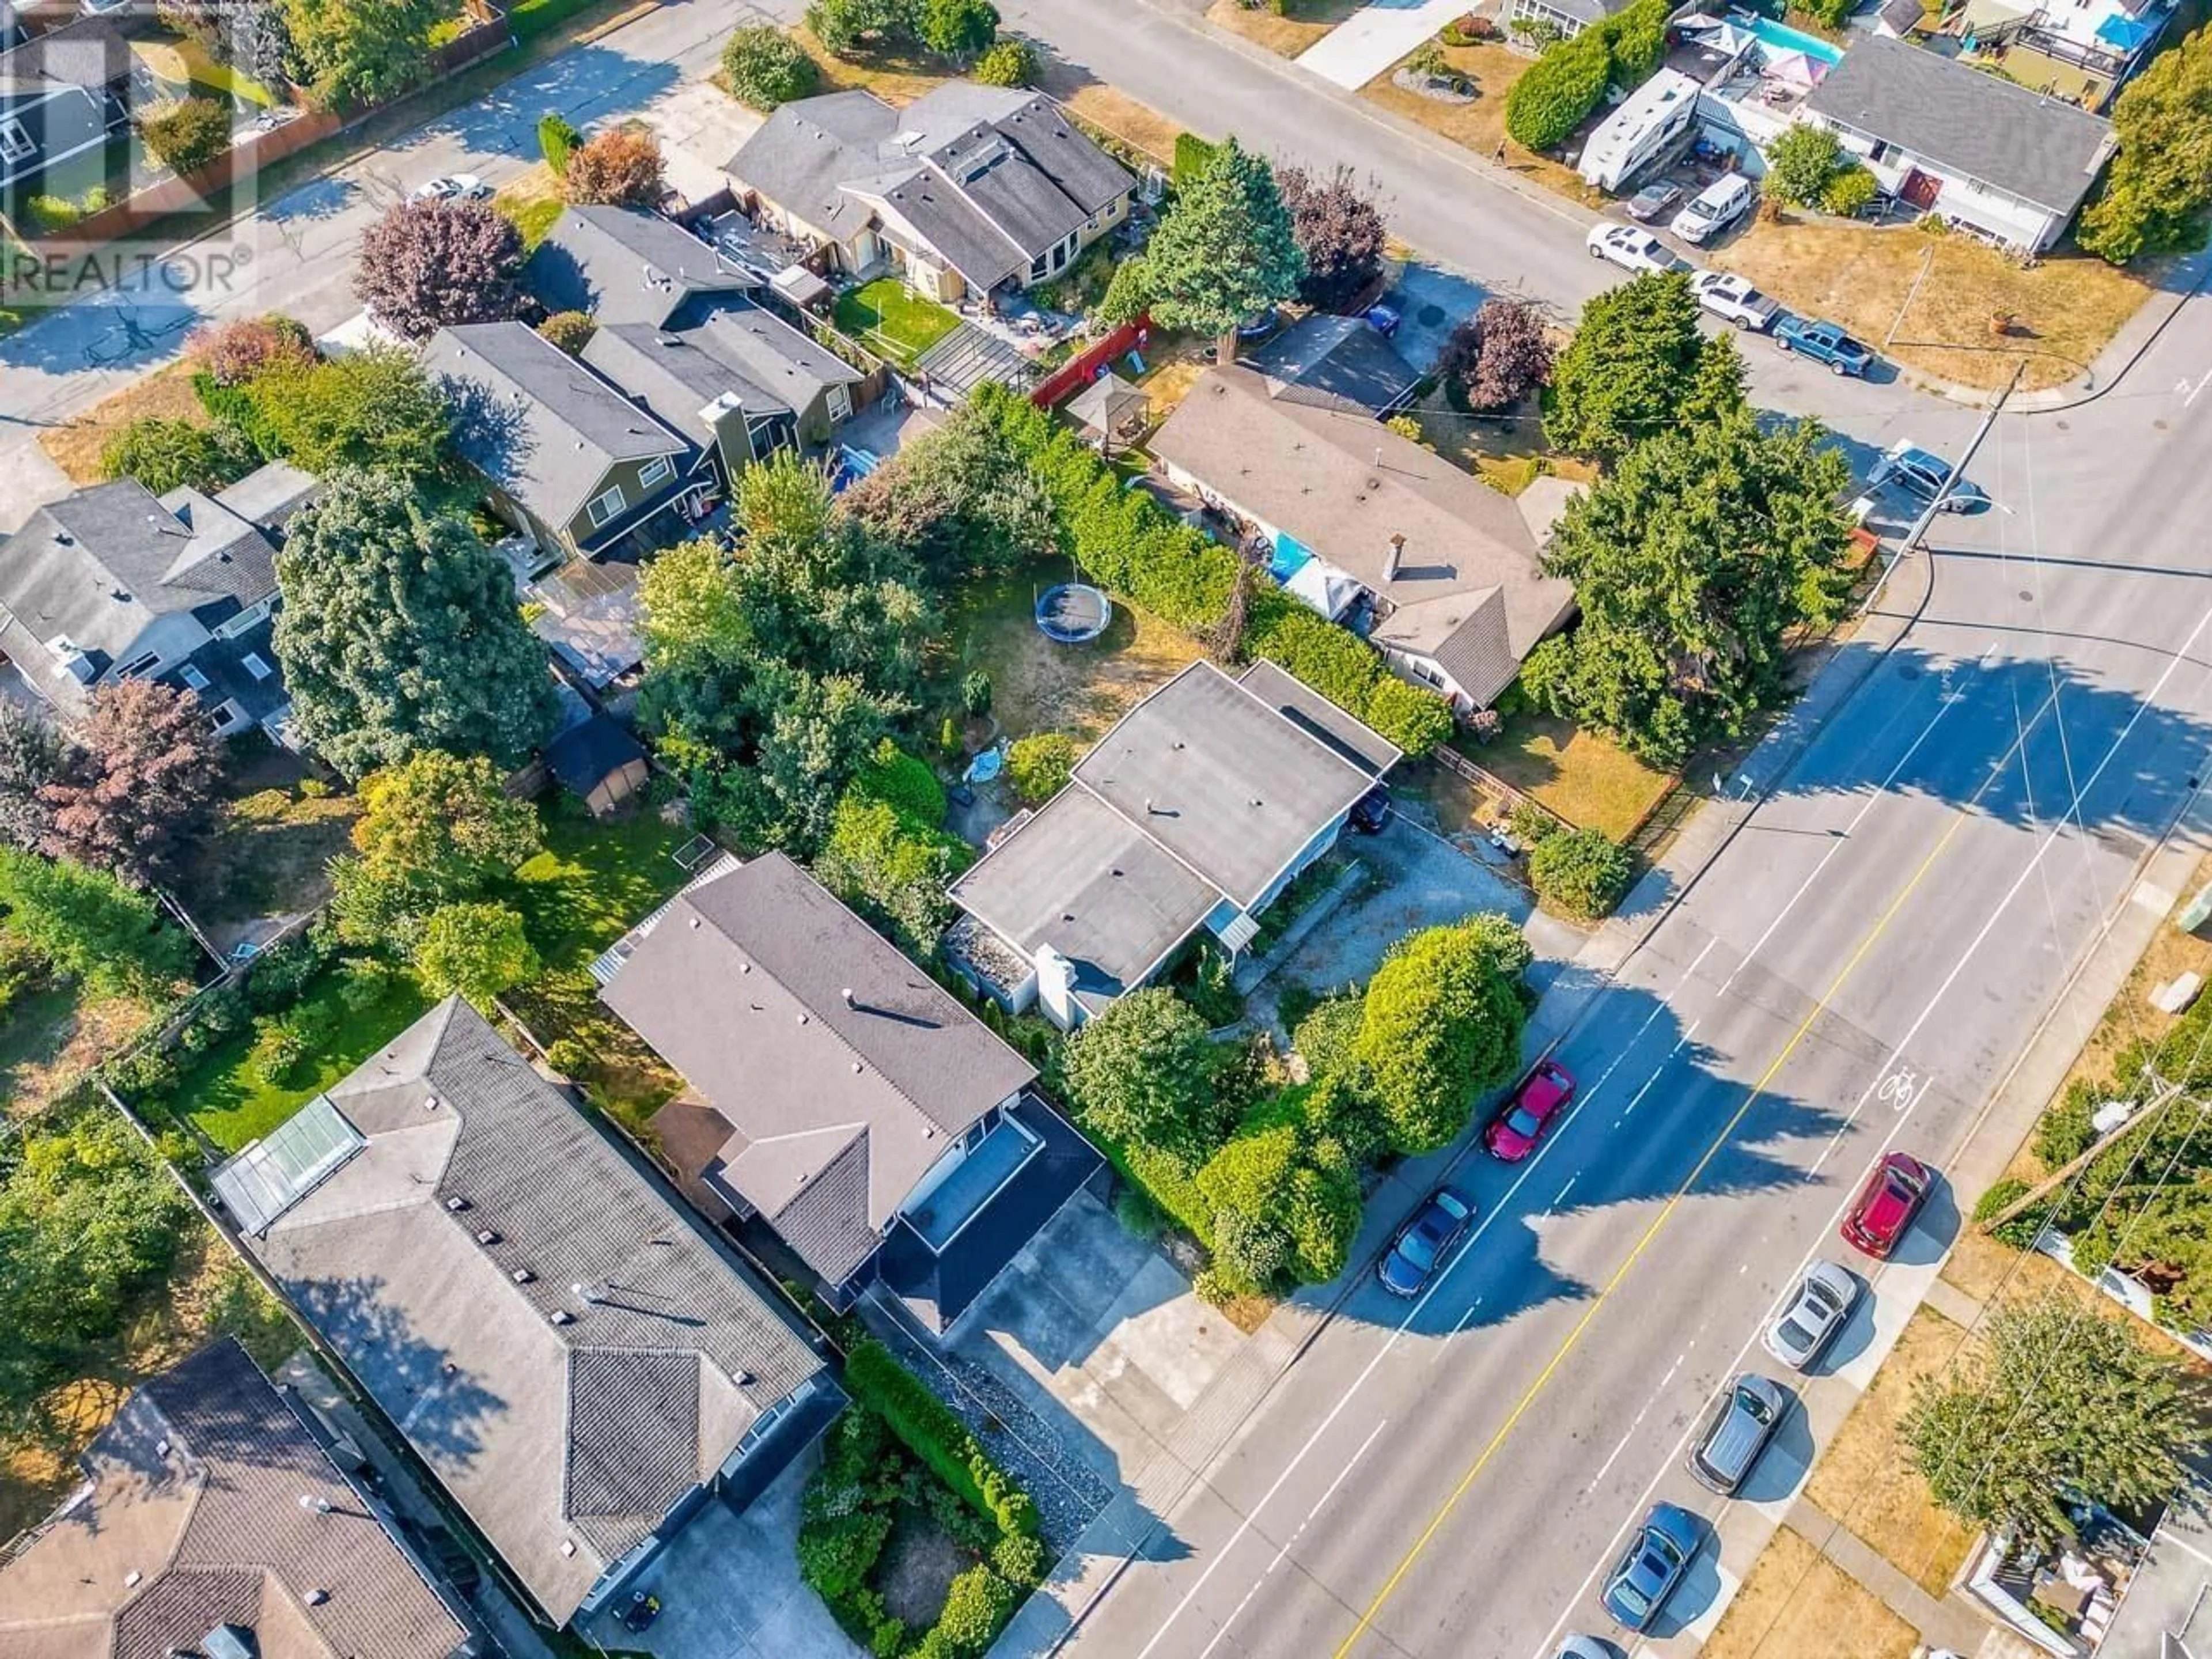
[918,0,998,58]
[1528,827,1634,920]
[1764,122,1844,207]
[0,849,194,997]
[1005,732,1076,804]
[813,790,969,957]
[638,535,751,676]
[538,111,581,176]
[281,0,454,109]
[972,35,1036,85]
[722,24,821,108]
[1197,1122,1362,1291]
[805,0,912,54]
[1059,987,1232,1164]
[138,96,233,175]
[1902,1300,2203,1547]
[1354,919,1528,1153]
[1361,675,1455,757]
[248,344,452,476]
[0,702,60,854]
[1821,165,1877,217]
[1293,993,1367,1086]
[40,679,224,888]
[1533,406,1855,764]
[415,900,540,1007]
[99,415,259,494]
[274,468,558,778]
[1546,271,1744,461]
[1116,137,1305,362]
[2078,23,2212,263]
[329,749,543,947]
[537,309,596,354]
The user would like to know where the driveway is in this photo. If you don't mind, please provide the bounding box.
[1295,0,1479,90]
[574,1450,859,1659]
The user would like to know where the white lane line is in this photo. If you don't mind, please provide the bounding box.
[1434,1297,1486,1361]
[1132,945,1713,1659]
[1196,1420,1392,1659]
[1524,596,2212,1659]
[1552,1175,1580,1214]
[2187,366,2212,407]
[1589,1351,1688,1488]
[1615,1026,1698,1125]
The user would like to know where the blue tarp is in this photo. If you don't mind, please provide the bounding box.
[1268,532,1315,583]
[2097,13,2154,50]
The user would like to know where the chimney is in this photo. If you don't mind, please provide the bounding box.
[1384,534,1406,583]
[841,987,855,1007]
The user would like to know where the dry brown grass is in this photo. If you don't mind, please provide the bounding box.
[37,366,210,486]
[1805,1306,1982,1596]
[1474,706,1675,841]
[1717,219,2160,393]
[1043,76,1185,165]
[1205,0,1359,58]
[1,993,157,1123]
[1700,1526,1919,1659]
[792,24,948,108]
[956,569,1206,746]
[1360,44,1604,209]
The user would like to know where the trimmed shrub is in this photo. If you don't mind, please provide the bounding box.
[1506,798,1559,846]
[538,112,581,176]
[932,1565,1022,1654]
[842,1341,1039,1536]
[972,35,1037,86]
[722,25,820,110]
[537,309,596,354]
[849,737,946,827]
[138,96,232,176]
[1505,30,1610,151]
[1172,131,1221,188]
[1005,732,1076,804]
[99,416,259,495]
[1528,827,1633,920]
[1362,673,1455,756]
[960,669,994,715]
[1821,164,1877,217]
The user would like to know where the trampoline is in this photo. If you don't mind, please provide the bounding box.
[1036,582,1113,644]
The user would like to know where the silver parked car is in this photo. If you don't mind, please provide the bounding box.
[1762,1260,1859,1372]
[1690,271,1781,332]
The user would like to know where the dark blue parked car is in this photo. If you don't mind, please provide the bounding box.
[1773,315,1876,377]
[1601,1503,1699,1631]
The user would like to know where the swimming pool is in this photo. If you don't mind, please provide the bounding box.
[1737,12,1844,65]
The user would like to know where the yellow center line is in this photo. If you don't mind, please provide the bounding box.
[1329,687,2051,1659]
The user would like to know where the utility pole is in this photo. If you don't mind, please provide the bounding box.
[1859,359,2024,617]
[1979,1071,2188,1233]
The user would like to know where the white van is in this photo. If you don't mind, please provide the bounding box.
[1669,174,1757,245]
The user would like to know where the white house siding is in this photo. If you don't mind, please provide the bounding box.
[1815,119,2065,249]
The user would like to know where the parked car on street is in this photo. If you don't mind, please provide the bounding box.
[1872,441,1990,513]
[411,173,491,203]
[1841,1151,1933,1259]
[1379,1187,1475,1297]
[1601,1503,1700,1631]
[1773,315,1875,376]
[1686,1374,1788,1495]
[1669,173,1757,245]
[1555,1638,1616,1659]
[1585,223,1679,276]
[1484,1059,1577,1162]
[1626,181,1684,224]
[1690,271,1780,331]
[1762,1260,1859,1372]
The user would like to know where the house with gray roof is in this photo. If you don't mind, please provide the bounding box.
[0,1336,477,1659]
[949,661,1399,1030]
[1244,314,1422,419]
[522,204,760,329]
[1799,33,2115,250]
[726,81,1134,304]
[1504,0,1637,40]
[424,320,700,562]
[1150,366,1579,714]
[0,13,132,231]
[599,853,1097,1332]
[0,461,316,745]
[214,999,836,1629]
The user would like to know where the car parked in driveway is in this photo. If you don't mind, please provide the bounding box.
[1586,223,1679,276]
[1872,441,1991,513]
[1601,1503,1699,1631]
[1842,1151,1933,1259]
[1773,315,1875,376]
[1669,173,1756,244]
[1379,1187,1475,1297]
[1763,1260,1859,1372]
[1350,783,1392,834]
[1484,1059,1576,1162]
[1690,271,1780,331]
[1687,1374,1788,1495]
[1626,181,1684,224]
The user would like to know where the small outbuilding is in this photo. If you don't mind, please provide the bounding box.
[546,712,649,816]
[1066,371,1150,454]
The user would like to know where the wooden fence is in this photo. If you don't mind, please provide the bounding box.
[1031,315,1150,408]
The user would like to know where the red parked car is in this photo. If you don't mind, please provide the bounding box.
[1841,1152,1932,1259]
[1484,1059,1576,1162]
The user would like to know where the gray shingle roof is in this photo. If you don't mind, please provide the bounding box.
[1245,316,1421,417]
[1804,35,2114,214]
[524,204,758,329]
[728,81,1132,290]
[1150,368,1575,707]
[423,320,692,531]
[229,999,825,1625]
[600,854,1039,1286]
[0,13,127,96]
[0,1338,469,1659]
[581,302,859,448]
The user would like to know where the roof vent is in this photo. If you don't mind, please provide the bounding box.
[512,1267,535,1284]
[444,1196,469,1213]
[549,1309,573,1326]
[560,1540,576,1557]
[851,1061,863,1074]
[736,1369,754,1387]
[298,1494,332,1514]
[124,1571,142,1588]
[155,1438,171,1458]
[797,1012,809,1024]
[740,962,751,974]
[688,916,701,929]
[442,1361,456,1376]
[305,1588,329,1606]
[841,987,854,1006]
[475,1228,501,1245]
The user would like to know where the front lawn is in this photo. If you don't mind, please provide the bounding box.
[1700,1526,1917,1659]
[494,164,566,252]
[37,365,211,486]
[948,562,1205,748]
[168,964,433,1153]
[834,276,960,369]
[1465,707,1675,840]
[1360,43,1603,210]
[1205,0,1362,58]
[1718,218,2158,393]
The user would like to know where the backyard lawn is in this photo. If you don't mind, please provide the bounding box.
[834,276,960,369]
[950,562,1206,747]
[1467,707,1675,841]
[176,752,360,948]
[1718,219,2158,393]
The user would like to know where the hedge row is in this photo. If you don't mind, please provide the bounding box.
[843,1340,1039,1537]
[970,387,1452,756]
[1504,0,1672,152]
